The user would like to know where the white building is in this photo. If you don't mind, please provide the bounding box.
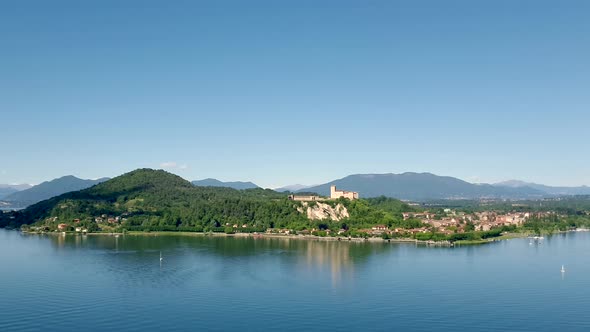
[330,185,358,200]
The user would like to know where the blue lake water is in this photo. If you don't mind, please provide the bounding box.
[1,229,589,331]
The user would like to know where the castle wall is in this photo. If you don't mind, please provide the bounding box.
[288,195,324,202]
[330,185,359,200]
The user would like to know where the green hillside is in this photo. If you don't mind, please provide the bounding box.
[1,169,417,234]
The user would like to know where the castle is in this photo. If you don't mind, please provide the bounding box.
[330,185,358,200]
[287,185,359,201]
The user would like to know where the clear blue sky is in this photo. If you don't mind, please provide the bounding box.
[1,0,589,187]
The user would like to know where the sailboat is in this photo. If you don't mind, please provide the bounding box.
[160,251,163,262]
[561,265,565,273]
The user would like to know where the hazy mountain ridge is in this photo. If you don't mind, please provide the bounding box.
[297,172,547,201]
[274,184,313,192]
[3,176,109,207]
[0,184,32,199]
[494,180,590,196]
[192,178,259,190]
[0,184,32,190]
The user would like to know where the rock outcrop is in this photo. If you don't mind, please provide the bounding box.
[297,202,349,221]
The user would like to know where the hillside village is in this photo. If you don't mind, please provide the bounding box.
[388,211,558,236]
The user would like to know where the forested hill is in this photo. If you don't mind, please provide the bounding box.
[0,169,417,233]
[3,169,296,229]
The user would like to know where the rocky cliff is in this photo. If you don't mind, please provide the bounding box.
[297,202,349,221]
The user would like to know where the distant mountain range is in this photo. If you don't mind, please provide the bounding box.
[274,184,313,192]
[2,172,589,208]
[0,184,32,199]
[2,176,109,207]
[295,173,557,201]
[192,178,259,190]
[493,180,590,196]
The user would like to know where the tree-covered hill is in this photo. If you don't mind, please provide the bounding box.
[2,169,302,230]
[0,169,418,234]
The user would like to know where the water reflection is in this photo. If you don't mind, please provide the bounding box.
[41,234,391,288]
[303,240,354,286]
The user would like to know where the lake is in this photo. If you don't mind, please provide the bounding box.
[1,229,589,331]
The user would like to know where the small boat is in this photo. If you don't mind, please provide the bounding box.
[561,265,566,273]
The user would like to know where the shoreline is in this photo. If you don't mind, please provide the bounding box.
[21,228,587,246]
[19,229,550,246]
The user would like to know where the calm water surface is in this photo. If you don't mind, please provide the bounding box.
[1,229,589,331]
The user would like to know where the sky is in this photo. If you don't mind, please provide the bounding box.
[1,0,589,188]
